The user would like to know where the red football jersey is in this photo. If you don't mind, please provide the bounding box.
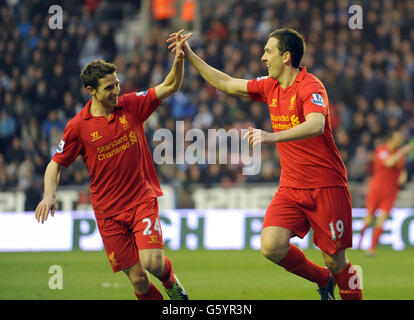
[247,67,348,188]
[369,144,405,194]
[53,88,163,218]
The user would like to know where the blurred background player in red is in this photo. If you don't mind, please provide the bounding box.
[169,28,362,300]
[35,30,192,300]
[358,131,414,256]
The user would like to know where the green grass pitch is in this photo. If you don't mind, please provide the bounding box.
[0,248,413,300]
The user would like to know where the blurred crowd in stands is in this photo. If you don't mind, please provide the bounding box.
[0,0,413,209]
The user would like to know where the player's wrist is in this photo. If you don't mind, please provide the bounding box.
[271,132,281,143]
[185,48,196,61]
[43,193,56,200]
[173,51,183,61]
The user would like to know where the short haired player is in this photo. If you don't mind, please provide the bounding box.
[35,30,192,300]
[358,131,413,256]
[168,28,362,300]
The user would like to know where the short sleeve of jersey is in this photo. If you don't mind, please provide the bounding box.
[119,87,162,122]
[52,120,82,167]
[247,76,270,104]
[298,78,329,117]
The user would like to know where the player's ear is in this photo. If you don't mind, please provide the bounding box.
[282,51,292,65]
[86,85,97,97]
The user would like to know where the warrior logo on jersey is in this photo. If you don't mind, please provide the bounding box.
[311,93,325,107]
[90,130,102,142]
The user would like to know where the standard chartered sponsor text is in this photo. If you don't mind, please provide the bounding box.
[97,132,136,161]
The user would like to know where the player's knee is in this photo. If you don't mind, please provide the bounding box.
[261,227,292,263]
[323,257,337,271]
[140,254,164,277]
[323,253,347,274]
[364,215,374,226]
[146,261,164,277]
[261,242,289,263]
[376,213,388,227]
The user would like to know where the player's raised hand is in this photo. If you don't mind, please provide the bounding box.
[167,29,193,58]
[35,195,56,224]
[243,127,276,147]
[404,138,414,158]
[400,138,414,155]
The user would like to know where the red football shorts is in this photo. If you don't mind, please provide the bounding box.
[365,187,397,215]
[96,197,164,273]
[263,186,353,255]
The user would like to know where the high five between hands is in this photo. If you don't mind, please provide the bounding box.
[170,29,193,59]
[167,30,273,147]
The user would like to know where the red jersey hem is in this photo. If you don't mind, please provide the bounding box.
[303,106,326,117]
[51,157,70,168]
[94,192,162,219]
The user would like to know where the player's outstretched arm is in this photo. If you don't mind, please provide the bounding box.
[35,160,61,224]
[383,142,414,167]
[244,112,325,146]
[155,30,192,101]
[167,31,249,98]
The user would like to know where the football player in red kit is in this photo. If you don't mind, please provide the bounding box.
[35,30,192,300]
[169,28,362,300]
[358,131,413,255]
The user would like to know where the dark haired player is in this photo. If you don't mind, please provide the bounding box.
[169,28,362,300]
[35,30,192,300]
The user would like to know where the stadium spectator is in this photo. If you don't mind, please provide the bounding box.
[0,110,16,142]
[4,137,25,164]
[152,0,177,28]
[42,110,65,141]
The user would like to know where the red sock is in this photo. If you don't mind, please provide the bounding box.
[157,256,175,289]
[277,244,331,287]
[371,227,383,251]
[134,283,163,300]
[333,263,363,300]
